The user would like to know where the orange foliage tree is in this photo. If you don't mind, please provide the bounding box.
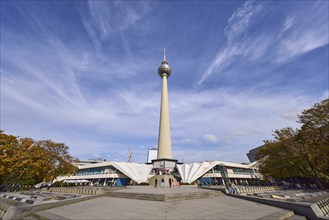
[0,131,77,185]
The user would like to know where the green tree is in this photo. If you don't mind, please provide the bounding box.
[259,128,302,179]
[37,139,78,182]
[0,130,78,187]
[258,99,329,189]
[297,99,329,181]
[0,131,20,184]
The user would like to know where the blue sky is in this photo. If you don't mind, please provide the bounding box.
[1,1,328,163]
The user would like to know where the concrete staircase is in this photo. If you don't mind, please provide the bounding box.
[285,214,307,220]
[106,190,224,202]
[148,175,177,188]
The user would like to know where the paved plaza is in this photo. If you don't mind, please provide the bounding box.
[35,196,293,220]
[33,186,295,219]
[115,185,218,194]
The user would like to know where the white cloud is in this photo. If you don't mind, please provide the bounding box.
[276,32,328,62]
[198,46,238,85]
[203,134,218,144]
[199,1,328,85]
[320,90,329,101]
[199,1,263,85]
[280,111,301,121]
[87,1,112,40]
[282,16,296,32]
[224,1,263,42]
[87,1,149,40]
[172,138,199,145]
[272,3,328,62]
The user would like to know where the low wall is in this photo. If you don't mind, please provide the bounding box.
[237,186,282,194]
[0,202,11,219]
[316,196,329,217]
[1,194,103,220]
[48,187,105,195]
[0,187,108,219]
[228,193,326,220]
[202,185,281,194]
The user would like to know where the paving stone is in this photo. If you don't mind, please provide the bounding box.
[30,186,308,220]
[271,194,286,200]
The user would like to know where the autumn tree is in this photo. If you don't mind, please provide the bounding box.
[36,139,78,182]
[258,98,329,189]
[0,131,78,187]
[0,131,20,184]
[258,128,303,179]
[297,99,329,182]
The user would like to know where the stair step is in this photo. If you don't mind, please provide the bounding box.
[106,191,224,202]
[285,215,307,220]
[258,210,294,220]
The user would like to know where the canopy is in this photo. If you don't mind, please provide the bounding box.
[64,179,90,183]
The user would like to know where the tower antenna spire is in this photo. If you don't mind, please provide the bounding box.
[163,48,166,62]
[128,145,133,163]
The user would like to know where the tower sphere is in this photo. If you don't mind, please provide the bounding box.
[158,61,172,78]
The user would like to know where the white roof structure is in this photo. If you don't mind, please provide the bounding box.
[64,179,90,183]
[177,161,258,184]
[114,162,153,183]
[55,160,261,185]
[77,161,153,184]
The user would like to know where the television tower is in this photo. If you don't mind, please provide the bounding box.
[157,48,172,159]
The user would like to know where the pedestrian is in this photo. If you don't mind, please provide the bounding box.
[227,182,233,194]
[231,183,239,194]
[161,178,164,188]
[129,179,133,188]
[196,179,200,187]
[155,179,158,188]
[169,178,172,188]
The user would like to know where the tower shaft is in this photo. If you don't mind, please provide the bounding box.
[157,74,172,159]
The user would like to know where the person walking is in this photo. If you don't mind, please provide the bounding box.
[155,179,158,188]
[161,178,164,188]
[129,179,133,189]
[231,183,239,194]
[169,178,172,188]
[227,182,233,193]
